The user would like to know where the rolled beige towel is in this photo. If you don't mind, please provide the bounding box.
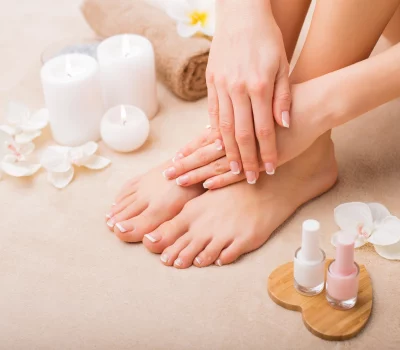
[81,0,210,101]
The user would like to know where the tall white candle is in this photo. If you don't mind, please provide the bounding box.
[97,34,158,120]
[41,54,104,146]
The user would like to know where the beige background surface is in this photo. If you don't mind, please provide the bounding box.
[1,1,399,349]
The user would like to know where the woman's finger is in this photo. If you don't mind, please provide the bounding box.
[250,80,277,175]
[216,81,242,176]
[163,142,226,180]
[206,74,221,138]
[175,157,231,187]
[203,170,246,190]
[231,85,259,184]
[174,127,215,161]
[273,62,291,128]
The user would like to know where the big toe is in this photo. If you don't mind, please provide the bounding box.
[142,211,189,253]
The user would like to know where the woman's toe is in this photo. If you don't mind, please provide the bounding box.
[160,235,192,267]
[173,237,209,269]
[106,193,137,221]
[108,199,148,237]
[142,213,189,253]
[193,238,228,268]
[216,240,247,266]
[115,178,139,203]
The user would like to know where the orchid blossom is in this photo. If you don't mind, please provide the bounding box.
[332,202,400,260]
[0,130,41,179]
[0,101,49,144]
[166,0,215,38]
[40,142,111,189]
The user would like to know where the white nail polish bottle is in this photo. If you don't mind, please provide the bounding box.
[293,220,326,296]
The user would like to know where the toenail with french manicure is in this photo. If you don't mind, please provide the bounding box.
[176,175,189,186]
[203,180,213,189]
[265,163,275,175]
[106,213,112,219]
[107,218,115,228]
[174,258,183,267]
[215,259,222,267]
[115,223,127,233]
[195,257,202,265]
[111,202,116,206]
[245,171,257,184]
[161,254,169,263]
[144,234,159,243]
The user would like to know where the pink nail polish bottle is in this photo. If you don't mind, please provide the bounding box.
[293,220,326,296]
[326,233,360,310]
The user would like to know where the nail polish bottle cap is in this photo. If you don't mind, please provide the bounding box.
[300,219,322,262]
[333,232,356,276]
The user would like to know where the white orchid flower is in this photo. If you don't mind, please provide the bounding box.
[0,101,49,144]
[166,0,215,38]
[331,202,400,260]
[40,141,111,189]
[0,130,41,179]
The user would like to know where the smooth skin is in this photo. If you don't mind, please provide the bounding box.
[107,0,400,268]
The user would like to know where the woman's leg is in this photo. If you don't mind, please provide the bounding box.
[145,0,400,268]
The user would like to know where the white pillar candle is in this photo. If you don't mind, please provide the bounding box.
[97,34,158,120]
[41,54,104,146]
[100,105,150,153]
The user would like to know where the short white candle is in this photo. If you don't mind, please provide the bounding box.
[101,105,150,153]
[41,54,104,146]
[97,34,158,120]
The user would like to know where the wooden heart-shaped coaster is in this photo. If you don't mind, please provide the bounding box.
[267,259,373,341]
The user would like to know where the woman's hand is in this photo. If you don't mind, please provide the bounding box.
[163,82,329,189]
[206,0,291,184]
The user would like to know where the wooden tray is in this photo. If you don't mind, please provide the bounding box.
[267,259,373,341]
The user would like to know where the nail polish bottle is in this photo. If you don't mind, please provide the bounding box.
[326,233,360,310]
[293,220,326,296]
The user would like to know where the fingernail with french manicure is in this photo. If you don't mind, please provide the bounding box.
[282,111,290,128]
[144,233,160,243]
[246,171,257,184]
[174,258,183,267]
[172,153,184,163]
[265,163,275,175]
[176,175,189,186]
[203,179,213,189]
[162,167,176,179]
[115,223,127,233]
[161,254,169,263]
[107,218,116,228]
[215,259,222,267]
[230,161,240,175]
[215,139,223,151]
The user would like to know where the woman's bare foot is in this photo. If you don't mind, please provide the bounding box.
[105,161,205,242]
[143,139,338,268]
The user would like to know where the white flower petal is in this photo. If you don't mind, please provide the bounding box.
[1,160,41,177]
[21,108,49,132]
[331,230,366,248]
[48,167,74,189]
[19,142,35,156]
[334,202,373,231]
[187,0,214,11]
[374,241,400,260]
[81,141,98,156]
[15,130,42,144]
[166,1,191,22]
[368,216,400,246]
[3,154,17,163]
[6,101,30,125]
[82,155,111,170]
[0,130,14,159]
[40,147,71,173]
[0,125,17,136]
[367,202,391,223]
[177,22,201,37]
